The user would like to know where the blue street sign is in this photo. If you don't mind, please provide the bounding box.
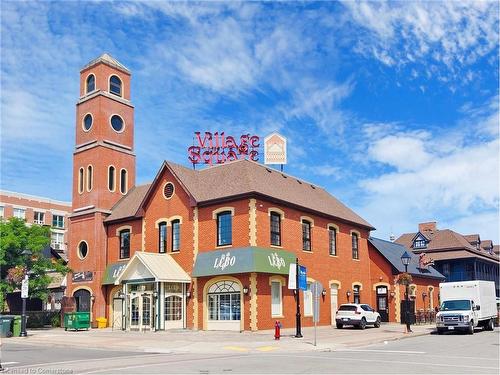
[298,265,307,291]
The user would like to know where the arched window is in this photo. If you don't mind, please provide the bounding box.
[208,281,240,321]
[78,167,84,194]
[86,74,95,93]
[158,222,167,253]
[109,75,122,96]
[171,219,180,252]
[120,169,127,194]
[108,166,115,192]
[87,165,93,191]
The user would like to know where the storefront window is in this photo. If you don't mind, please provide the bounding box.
[165,296,182,321]
[208,280,241,321]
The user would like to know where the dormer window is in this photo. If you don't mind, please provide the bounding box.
[414,239,427,249]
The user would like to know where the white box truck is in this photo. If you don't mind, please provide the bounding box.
[436,280,497,334]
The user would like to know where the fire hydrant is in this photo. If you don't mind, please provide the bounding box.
[274,320,281,340]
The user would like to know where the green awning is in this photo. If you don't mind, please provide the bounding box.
[192,247,296,277]
[102,261,128,285]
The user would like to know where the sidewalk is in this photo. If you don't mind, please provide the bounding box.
[5,323,435,353]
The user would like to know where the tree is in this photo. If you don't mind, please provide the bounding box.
[0,217,70,310]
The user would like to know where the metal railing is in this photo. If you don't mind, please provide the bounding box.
[415,309,436,324]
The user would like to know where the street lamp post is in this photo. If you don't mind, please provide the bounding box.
[20,249,32,337]
[401,251,412,333]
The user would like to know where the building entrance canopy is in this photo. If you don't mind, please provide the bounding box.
[101,252,191,285]
[192,246,296,277]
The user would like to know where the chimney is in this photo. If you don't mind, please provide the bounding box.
[418,221,437,234]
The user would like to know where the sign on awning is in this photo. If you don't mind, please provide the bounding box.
[192,247,296,277]
[102,262,127,285]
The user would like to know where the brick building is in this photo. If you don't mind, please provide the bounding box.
[368,237,444,323]
[66,54,386,331]
[0,190,71,311]
[0,190,71,258]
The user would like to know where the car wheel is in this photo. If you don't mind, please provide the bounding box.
[436,328,444,335]
[487,318,494,331]
[336,323,343,329]
[374,317,381,328]
[468,321,474,335]
[359,318,366,330]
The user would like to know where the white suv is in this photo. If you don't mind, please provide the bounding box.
[336,303,381,329]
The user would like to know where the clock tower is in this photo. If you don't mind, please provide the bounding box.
[67,54,136,318]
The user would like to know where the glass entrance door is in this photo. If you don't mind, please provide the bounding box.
[129,292,153,331]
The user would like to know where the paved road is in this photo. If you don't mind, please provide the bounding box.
[2,329,499,374]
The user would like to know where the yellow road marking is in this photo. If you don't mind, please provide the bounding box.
[257,346,278,352]
[223,346,249,352]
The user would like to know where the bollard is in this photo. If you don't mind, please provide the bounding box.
[274,320,281,340]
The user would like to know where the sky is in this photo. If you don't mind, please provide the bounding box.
[1,1,499,242]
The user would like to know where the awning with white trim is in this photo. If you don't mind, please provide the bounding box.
[114,252,191,285]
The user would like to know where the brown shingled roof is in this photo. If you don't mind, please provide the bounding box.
[105,159,374,229]
[463,234,480,244]
[395,229,499,262]
[104,183,151,222]
[480,239,493,250]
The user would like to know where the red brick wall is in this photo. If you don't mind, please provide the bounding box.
[198,200,250,251]
[368,242,441,322]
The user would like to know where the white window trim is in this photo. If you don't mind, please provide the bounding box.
[82,112,93,132]
[85,73,96,95]
[109,113,125,134]
[119,168,128,195]
[78,167,85,194]
[34,211,45,225]
[115,225,132,236]
[212,207,235,219]
[163,181,176,200]
[86,164,93,192]
[268,207,285,218]
[108,165,116,192]
[108,74,123,98]
[269,276,285,317]
[77,240,89,260]
[300,216,315,227]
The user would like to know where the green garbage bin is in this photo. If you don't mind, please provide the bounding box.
[64,312,90,331]
[12,316,22,337]
[0,316,14,338]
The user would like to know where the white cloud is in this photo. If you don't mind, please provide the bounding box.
[343,1,499,75]
[368,134,432,172]
[357,97,500,242]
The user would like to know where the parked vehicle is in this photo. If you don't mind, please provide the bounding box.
[336,304,381,329]
[436,281,497,335]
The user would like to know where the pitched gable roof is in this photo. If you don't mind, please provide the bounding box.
[396,229,499,262]
[104,183,151,222]
[81,53,130,73]
[368,237,444,279]
[105,159,374,229]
